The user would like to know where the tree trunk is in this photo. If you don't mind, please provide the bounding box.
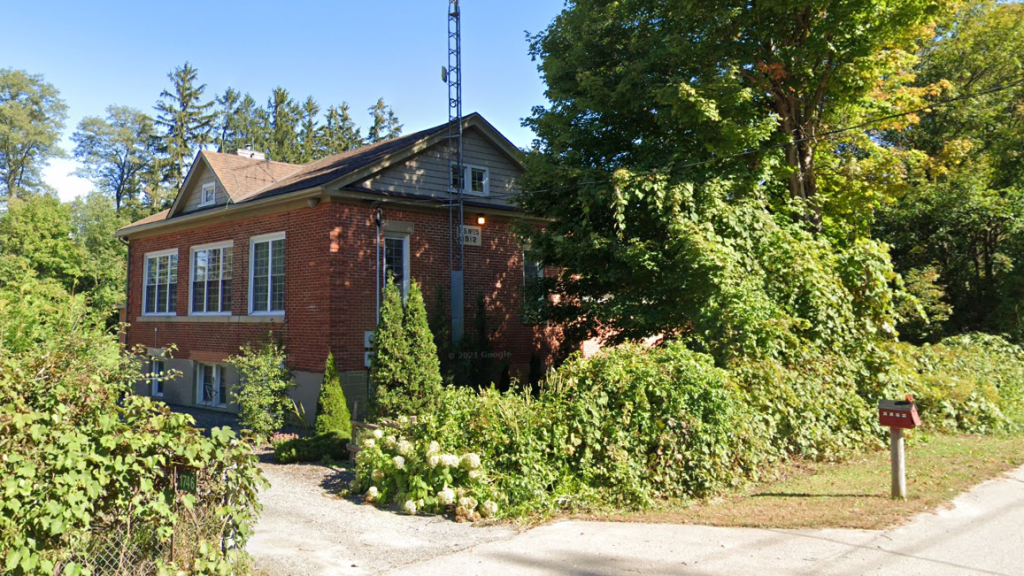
[777,96,821,231]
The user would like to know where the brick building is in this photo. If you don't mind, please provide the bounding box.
[117,114,558,422]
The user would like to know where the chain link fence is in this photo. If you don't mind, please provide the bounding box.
[52,465,242,576]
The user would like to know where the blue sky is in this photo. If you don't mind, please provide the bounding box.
[3,0,565,201]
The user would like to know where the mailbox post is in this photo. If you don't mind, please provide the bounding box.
[878,395,921,500]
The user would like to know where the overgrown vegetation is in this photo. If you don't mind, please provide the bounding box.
[0,275,265,575]
[228,334,294,441]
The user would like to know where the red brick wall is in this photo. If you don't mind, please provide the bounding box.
[126,199,558,380]
[127,203,333,372]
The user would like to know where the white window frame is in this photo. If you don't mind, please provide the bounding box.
[383,232,410,299]
[189,240,234,316]
[450,163,490,196]
[150,359,165,397]
[249,232,286,316]
[142,248,179,317]
[200,182,216,207]
[196,363,227,407]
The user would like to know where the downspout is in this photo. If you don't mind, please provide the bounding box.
[371,204,384,408]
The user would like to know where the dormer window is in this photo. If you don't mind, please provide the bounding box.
[200,183,216,206]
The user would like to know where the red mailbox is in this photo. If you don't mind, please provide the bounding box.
[878,397,921,429]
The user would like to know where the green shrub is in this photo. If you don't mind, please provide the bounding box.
[352,427,498,521]
[0,276,265,575]
[906,334,1024,432]
[354,342,771,517]
[370,279,443,419]
[228,334,294,440]
[315,352,352,440]
[273,432,350,464]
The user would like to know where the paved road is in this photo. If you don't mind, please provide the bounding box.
[380,465,1024,576]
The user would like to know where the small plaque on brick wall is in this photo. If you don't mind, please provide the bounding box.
[462,225,482,247]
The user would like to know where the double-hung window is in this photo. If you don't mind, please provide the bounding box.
[250,232,285,314]
[197,363,227,406]
[383,233,410,299]
[190,242,233,315]
[150,359,165,397]
[450,164,489,196]
[143,250,178,315]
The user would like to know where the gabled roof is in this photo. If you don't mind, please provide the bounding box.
[119,112,523,237]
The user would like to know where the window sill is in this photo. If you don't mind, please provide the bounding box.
[136,315,283,324]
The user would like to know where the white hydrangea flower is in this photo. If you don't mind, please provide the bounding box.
[427,441,441,455]
[457,496,478,510]
[392,455,406,470]
[396,440,413,456]
[460,453,481,470]
[361,437,376,449]
[440,454,460,468]
[385,435,398,449]
[428,454,441,468]
[372,429,384,439]
[397,415,409,424]
[480,500,499,518]
[437,487,456,505]
[468,469,483,480]
[364,486,379,502]
[403,500,417,514]
[348,478,360,491]
[371,469,384,482]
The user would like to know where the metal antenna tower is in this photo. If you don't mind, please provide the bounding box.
[446,0,465,342]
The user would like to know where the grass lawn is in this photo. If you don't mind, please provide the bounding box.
[588,433,1024,530]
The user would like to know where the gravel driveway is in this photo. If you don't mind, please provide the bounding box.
[247,454,517,576]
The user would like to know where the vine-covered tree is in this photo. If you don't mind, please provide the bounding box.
[520,0,941,354]
[0,68,67,200]
[154,62,216,187]
[72,105,157,212]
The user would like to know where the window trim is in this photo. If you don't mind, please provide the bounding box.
[142,248,179,317]
[199,182,216,207]
[189,240,234,316]
[196,363,227,407]
[450,163,490,197]
[383,232,410,299]
[248,232,286,316]
[150,359,165,397]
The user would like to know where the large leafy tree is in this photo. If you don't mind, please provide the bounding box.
[520,0,943,354]
[297,95,321,162]
[876,1,1024,342]
[71,105,157,212]
[154,62,216,186]
[216,90,268,155]
[0,69,67,200]
[526,0,943,228]
[366,98,402,145]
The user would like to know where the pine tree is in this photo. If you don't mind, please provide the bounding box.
[315,352,352,440]
[153,62,216,187]
[402,280,443,406]
[215,87,240,153]
[366,98,402,144]
[297,96,321,163]
[322,103,362,155]
[267,86,300,162]
[369,277,409,420]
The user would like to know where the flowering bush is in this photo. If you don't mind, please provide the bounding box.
[351,427,498,522]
